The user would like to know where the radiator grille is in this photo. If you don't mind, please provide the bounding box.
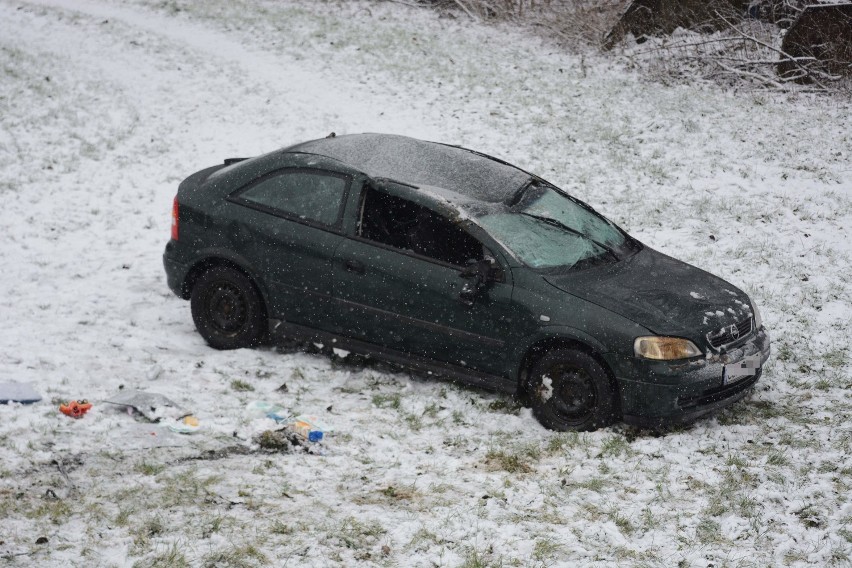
[707,317,753,349]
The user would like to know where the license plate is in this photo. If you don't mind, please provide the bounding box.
[723,354,761,385]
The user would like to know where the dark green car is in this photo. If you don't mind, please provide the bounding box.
[163,133,770,431]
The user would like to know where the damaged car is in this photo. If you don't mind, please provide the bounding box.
[163,133,770,431]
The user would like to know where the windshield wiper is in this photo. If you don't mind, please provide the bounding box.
[507,179,535,207]
[519,212,619,261]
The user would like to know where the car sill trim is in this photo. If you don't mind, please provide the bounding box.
[268,319,515,393]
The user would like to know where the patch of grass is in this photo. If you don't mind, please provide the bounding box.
[576,477,606,493]
[409,527,441,549]
[130,514,167,554]
[795,505,824,529]
[379,485,416,501]
[532,536,562,562]
[334,516,386,550]
[546,432,581,454]
[159,469,223,507]
[270,520,294,535]
[639,507,657,532]
[609,509,634,535]
[403,412,423,431]
[598,434,631,458]
[766,450,787,466]
[696,517,722,544]
[372,392,401,409]
[485,449,532,473]
[422,402,441,418]
[486,398,522,414]
[28,499,72,524]
[135,461,165,476]
[460,546,503,568]
[726,453,748,468]
[230,379,254,392]
[201,515,226,538]
[132,542,189,568]
[202,543,268,568]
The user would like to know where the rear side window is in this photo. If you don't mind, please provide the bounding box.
[235,170,348,227]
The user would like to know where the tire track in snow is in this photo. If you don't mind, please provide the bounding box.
[20,0,434,139]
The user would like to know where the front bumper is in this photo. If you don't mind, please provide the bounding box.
[606,328,771,427]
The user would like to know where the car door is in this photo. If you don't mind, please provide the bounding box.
[330,186,518,376]
[225,168,350,329]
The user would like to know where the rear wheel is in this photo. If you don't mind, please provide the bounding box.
[190,266,266,350]
[528,348,616,431]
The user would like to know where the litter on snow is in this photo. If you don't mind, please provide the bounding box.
[0,381,42,404]
[103,389,190,422]
[246,400,290,423]
[59,400,92,418]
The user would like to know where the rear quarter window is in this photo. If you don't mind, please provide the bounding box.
[233,170,349,227]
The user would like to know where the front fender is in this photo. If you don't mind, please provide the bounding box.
[507,325,613,381]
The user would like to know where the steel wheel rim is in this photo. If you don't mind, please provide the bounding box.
[549,364,596,423]
[206,281,248,335]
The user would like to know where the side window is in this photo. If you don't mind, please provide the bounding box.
[358,187,484,267]
[236,170,348,226]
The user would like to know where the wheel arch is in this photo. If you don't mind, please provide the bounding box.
[515,332,622,416]
[181,252,269,318]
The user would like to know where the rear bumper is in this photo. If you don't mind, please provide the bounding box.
[163,241,190,298]
[607,328,771,427]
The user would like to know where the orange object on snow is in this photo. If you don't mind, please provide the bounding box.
[59,400,92,418]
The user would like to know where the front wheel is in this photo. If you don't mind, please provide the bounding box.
[528,348,617,431]
[190,266,266,350]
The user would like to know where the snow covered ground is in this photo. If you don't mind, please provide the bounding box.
[1,0,850,566]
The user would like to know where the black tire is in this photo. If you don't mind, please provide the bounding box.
[527,348,617,432]
[190,265,266,350]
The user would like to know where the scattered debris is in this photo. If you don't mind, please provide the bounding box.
[103,390,189,422]
[255,429,303,452]
[0,381,42,404]
[288,415,333,443]
[167,415,201,434]
[255,415,333,452]
[59,400,92,418]
[246,400,290,423]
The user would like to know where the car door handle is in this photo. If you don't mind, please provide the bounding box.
[344,259,366,274]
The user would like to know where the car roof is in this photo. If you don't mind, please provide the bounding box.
[284,133,531,205]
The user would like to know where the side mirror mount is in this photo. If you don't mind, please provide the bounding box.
[459,257,497,280]
[458,257,498,305]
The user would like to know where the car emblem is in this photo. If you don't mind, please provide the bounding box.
[729,323,740,339]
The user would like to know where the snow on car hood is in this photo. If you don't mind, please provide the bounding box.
[544,246,754,338]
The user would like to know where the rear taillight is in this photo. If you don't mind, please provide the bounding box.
[171,196,179,241]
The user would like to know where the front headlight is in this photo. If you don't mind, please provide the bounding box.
[752,302,763,330]
[634,336,702,360]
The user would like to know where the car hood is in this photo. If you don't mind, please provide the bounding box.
[544,246,754,339]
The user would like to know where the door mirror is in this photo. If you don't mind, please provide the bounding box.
[459,257,497,280]
[458,258,498,305]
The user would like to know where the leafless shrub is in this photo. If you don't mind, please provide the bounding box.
[406,0,851,93]
[624,5,852,92]
[416,0,624,47]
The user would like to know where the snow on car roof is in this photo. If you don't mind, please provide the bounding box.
[286,133,530,204]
